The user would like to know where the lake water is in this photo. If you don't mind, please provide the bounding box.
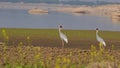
[0,9,120,31]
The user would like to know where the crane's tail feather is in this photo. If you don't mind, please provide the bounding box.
[64,38,68,43]
[103,42,106,46]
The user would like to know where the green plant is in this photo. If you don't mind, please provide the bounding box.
[1,28,9,45]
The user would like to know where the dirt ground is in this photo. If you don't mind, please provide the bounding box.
[0,36,120,50]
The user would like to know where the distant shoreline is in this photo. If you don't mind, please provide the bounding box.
[0,2,120,23]
[0,2,119,10]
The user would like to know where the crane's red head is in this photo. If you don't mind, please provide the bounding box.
[60,25,62,28]
[96,28,99,30]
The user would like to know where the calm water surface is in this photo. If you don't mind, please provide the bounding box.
[0,9,120,31]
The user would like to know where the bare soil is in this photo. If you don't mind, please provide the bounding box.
[0,36,120,50]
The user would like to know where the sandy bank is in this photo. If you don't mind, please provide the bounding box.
[28,8,48,14]
[56,4,120,23]
[56,4,120,16]
[56,6,91,14]
[111,12,120,23]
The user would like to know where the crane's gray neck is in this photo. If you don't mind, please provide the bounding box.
[96,30,99,37]
[59,28,61,33]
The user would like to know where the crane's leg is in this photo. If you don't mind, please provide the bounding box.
[61,40,64,49]
[99,43,104,52]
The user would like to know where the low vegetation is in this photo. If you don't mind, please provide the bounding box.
[0,44,120,68]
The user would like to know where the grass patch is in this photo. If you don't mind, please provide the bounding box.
[1,28,120,40]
